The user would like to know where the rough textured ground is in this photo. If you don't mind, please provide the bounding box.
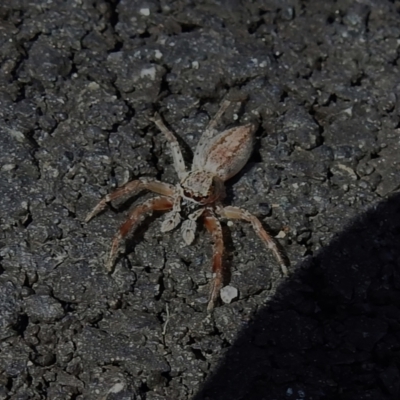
[1,0,400,399]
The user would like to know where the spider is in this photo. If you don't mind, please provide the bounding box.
[85,99,289,310]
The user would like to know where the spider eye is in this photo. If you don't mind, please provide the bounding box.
[184,190,203,202]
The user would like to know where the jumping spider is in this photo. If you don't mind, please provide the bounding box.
[86,99,289,310]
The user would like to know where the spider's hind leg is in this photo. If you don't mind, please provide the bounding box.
[150,113,187,180]
[205,99,232,132]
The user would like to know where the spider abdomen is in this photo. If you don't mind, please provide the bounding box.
[197,124,256,181]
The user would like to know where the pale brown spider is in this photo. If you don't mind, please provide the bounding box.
[86,100,289,310]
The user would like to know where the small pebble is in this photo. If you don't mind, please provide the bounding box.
[220,285,238,304]
[139,8,150,16]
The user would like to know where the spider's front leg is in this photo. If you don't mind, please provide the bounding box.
[203,210,225,311]
[107,196,174,271]
[85,178,175,222]
[217,206,290,276]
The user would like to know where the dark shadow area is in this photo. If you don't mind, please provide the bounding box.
[194,193,400,400]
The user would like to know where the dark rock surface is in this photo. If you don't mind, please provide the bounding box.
[0,0,399,399]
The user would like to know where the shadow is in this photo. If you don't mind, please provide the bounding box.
[194,193,400,400]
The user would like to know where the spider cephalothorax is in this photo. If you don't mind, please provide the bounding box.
[86,99,289,310]
[180,170,224,204]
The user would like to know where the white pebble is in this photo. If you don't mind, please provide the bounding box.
[220,285,238,304]
[1,163,16,172]
[139,8,150,16]
[275,230,286,239]
[108,382,125,393]
[140,66,156,80]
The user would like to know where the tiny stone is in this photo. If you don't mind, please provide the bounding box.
[108,382,125,393]
[1,164,16,172]
[275,230,286,239]
[220,285,238,304]
[140,66,156,80]
[140,8,150,16]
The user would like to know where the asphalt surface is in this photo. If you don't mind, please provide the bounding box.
[1,0,400,399]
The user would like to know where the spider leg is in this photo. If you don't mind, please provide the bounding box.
[205,99,232,132]
[217,206,290,276]
[107,196,174,271]
[203,209,225,311]
[150,113,187,179]
[85,178,175,222]
[193,101,233,170]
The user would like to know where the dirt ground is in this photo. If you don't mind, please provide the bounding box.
[1,0,400,399]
